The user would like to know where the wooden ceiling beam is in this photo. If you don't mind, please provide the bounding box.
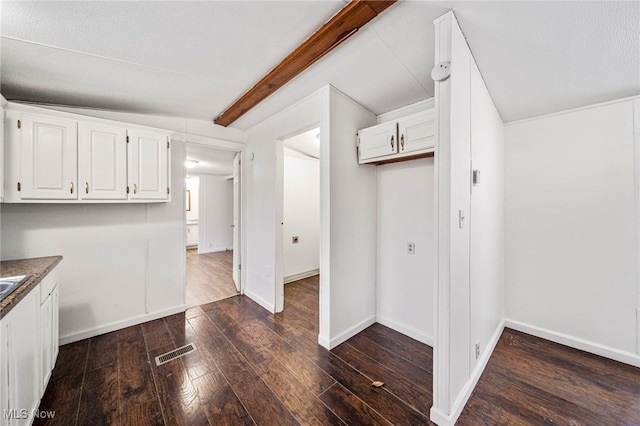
[213,0,396,127]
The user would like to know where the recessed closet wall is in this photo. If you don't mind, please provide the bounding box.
[375,153,435,345]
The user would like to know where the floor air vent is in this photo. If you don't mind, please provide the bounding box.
[155,343,197,366]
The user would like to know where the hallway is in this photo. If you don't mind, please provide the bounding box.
[186,249,238,307]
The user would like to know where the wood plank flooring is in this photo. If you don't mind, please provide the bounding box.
[34,275,640,425]
[457,328,640,425]
[186,249,238,307]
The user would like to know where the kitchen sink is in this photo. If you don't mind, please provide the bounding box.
[0,275,31,303]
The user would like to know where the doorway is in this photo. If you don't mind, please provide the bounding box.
[280,128,321,322]
[185,143,242,307]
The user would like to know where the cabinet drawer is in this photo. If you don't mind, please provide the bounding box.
[40,269,59,303]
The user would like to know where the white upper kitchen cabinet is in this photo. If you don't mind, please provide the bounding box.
[397,110,435,154]
[78,122,128,200]
[357,121,398,162]
[127,128,171,201]
[20,113,78,200]
[358,109,435,165]
[3,102,173,203]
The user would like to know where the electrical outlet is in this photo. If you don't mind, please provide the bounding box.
[475,341,480,359]
[292,236,299,244]
[407,242,415,254]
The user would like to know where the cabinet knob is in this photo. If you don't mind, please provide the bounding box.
[390,135,395,150]
[70,182,74,194]
[85,182,89,194]
[400,134,405,151]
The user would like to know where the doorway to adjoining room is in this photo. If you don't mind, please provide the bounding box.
[185,143,241,307]
[281,128,320,331]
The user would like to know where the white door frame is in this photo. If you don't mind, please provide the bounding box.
[181,135,245,296]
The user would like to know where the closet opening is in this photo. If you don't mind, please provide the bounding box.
[279,127,321,332]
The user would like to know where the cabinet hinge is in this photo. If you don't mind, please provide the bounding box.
[167,187,170,195]
[239,264,242,270]
[167,140,170,149]
[126,186,130,194]
[17,182,21,192]
[17,120,21,129]
[126,135,129,143]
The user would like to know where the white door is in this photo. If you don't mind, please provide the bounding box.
[357,121,398,162]
[78,122,127,200]
[397,110,436,154]
[128,129,169,200]
[232,152,241,291]
[20,113,77,200]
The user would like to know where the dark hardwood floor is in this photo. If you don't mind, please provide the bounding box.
[34,275,639,425]
[186,249,238,307]
[457,328,640,425]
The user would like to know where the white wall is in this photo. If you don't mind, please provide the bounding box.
[323,86,377,348]
[376,158,435,345]
[1,141,186,344]
[432,12,505,426]
[505,98,639,366]
[283,152,320,280]
[198,175,233,253]
[243,90,322,313]
[186,176,199,223]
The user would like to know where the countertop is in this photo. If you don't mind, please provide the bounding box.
[0,256,63,319]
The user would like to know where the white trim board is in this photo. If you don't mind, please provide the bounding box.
[321,315,376,350]
[60,304,186,345]
[430,320,505,426]
[634,98,640,357]
[505,319,640,368]
[244,288,275,314]
[197,247,230,255]
[504,94,640,127]
[284,269,319,284]
[375,315,433,347]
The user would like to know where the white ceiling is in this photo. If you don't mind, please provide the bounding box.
[1,1,638,130]
[284,128,320,159]
[186,143,236,176]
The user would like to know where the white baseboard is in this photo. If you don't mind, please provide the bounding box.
[375,315,434,347]
[197,246,229,254]
[284,269,319,284]
[326,315,376,349]
[318,333,330,349]
[59,304,186,345]
[505,319,640,368]
[244,288,275,314]
[431,319,505,426]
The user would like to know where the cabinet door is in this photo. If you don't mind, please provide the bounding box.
[20,113,77,200]
[128,129,170,200]
[358,121,398,163]
[40,292,53,393]
[397,110,435,154]
[186,224,199,246]
[0,289,39,425]
[52,284,59,365]
[78,122,127,200]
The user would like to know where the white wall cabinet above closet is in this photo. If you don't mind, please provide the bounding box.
[357,110,435,165]
[3,103,172,203]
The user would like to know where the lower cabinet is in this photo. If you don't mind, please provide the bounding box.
[186,223,199,246]
[0,273,59,426]
[40,283,59,394]
[0,289,40,426]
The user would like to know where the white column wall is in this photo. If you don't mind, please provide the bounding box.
[432,11,505,426]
